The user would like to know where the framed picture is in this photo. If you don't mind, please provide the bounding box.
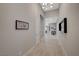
[59,18,67,33]
[15,20,29,30]
[49,23,57,35]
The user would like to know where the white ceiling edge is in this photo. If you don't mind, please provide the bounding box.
[40,3,60,12]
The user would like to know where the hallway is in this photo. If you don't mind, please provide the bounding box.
[0,3,79,56]
[25,37,64,56]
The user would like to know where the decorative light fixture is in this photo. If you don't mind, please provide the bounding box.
[41,3,60,12]
[42,3,53,10]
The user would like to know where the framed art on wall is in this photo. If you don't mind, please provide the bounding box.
[59,18,67,33]
[49,23,56,35]
[15,20,29,30]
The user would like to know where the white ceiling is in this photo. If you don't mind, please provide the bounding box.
[40,3,60,12]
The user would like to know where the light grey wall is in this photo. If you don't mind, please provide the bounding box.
[58,3,79,55]
[33,4,44,44]
[0,3,44,56]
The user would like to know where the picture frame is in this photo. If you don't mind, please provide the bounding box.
[59,18,67,33]
[49,23,57,35]
[15,20,29,30]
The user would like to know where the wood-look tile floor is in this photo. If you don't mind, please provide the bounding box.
[27,37,64,56]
